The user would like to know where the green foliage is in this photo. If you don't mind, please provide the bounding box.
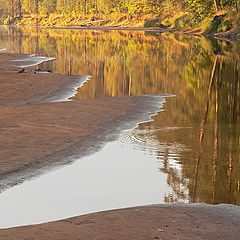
[201,13,240,34]
[144,18,162,27]
[201,18,222,34]
[219,12,240,31]
[173,15,194,29]
[160,13,195,29]
[218,19,233,31]
[38,0,57,14]
[1,0,240,35]
[185,0,214,22]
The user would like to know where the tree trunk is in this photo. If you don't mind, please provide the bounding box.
[95,0,98,14]
[35,0,38,14]
[192,56,219,202]
[10,0,13,18]
[214,0,222,12]
[18,0,22,17]
[84,0,87,13]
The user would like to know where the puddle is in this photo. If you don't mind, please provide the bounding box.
[12,55,55,68]
[0,127,181,229]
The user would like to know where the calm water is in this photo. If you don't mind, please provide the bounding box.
[0,26,239,227]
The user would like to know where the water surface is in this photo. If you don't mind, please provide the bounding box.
[0,26,239,227]
[0,128,174,228]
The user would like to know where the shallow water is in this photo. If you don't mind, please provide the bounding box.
[0,128,175,228]
[0,26,239,227]
[12,55,56,68]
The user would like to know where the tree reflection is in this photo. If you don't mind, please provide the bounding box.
[154,55,240,205]
[0,26,239,205]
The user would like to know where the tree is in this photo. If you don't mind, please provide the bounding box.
[214,0,222,11]
[38,0,57,14]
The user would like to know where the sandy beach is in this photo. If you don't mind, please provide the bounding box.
[0,53,162,185]
[1,204,239,240]
[0,52,239,239]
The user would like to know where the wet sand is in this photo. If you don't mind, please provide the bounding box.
[0,53,165,190]
[0,53,239,239]
[1,204,239,240]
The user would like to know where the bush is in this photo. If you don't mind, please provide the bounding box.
[173,15,194,29]
[201,17,222,34]
[144,18,162,27]
[218,19,233,31]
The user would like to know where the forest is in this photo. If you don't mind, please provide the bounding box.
[0,0,239,35]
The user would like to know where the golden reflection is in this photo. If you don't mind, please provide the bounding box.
[146,55,240,205]
[1,26,240,205]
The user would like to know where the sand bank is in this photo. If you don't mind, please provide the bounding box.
[1,204,239,239]
[0,53,166,190]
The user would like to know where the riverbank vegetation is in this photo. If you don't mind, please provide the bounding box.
[0,1,240,38]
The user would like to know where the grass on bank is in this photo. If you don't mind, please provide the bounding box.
[2,9,240,40]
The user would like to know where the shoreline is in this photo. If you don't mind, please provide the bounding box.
[0,53,167,192]
[1,204,239,239]
[41,25,175,33]
[10,24,238,41]
[0,52,239,238]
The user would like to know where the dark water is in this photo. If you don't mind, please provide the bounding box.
[0,26,239,206]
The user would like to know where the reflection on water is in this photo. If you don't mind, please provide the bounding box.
[0,130,173,228]
[0,26,239,207]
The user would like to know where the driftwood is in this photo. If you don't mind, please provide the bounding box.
[84,20,106,25]
[17,68,52,74]
[18,68,25,73]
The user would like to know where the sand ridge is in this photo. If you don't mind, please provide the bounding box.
[1,204,239,239]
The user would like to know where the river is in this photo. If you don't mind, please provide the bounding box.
[0,26,239,227]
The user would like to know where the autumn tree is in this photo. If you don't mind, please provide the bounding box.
[214,0,222,11]
[38,0,57,14]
